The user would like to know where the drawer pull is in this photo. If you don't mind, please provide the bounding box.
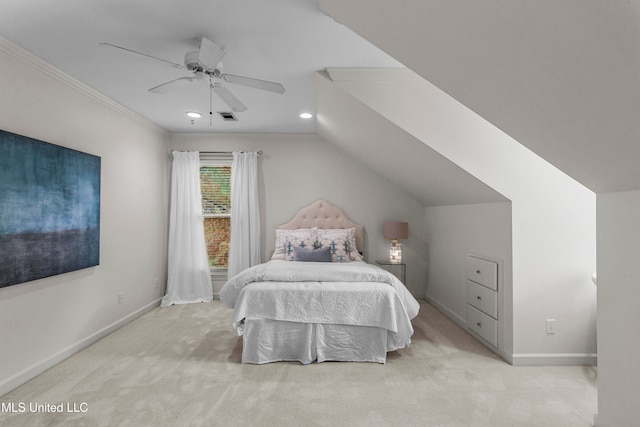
[476,296,482,300]
[476,270,481,274]
[476,322,482,327]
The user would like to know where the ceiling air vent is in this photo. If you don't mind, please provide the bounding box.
[218,111,238,121]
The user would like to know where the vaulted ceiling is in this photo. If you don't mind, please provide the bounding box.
[320,0,640,193]
[316,71,508,207]
[4,1,632,201]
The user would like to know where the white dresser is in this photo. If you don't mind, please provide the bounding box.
[466,255,499,348]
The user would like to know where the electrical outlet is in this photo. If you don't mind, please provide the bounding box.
[118,293,124,304]
[546,319,556,334]
[154,278,159,289]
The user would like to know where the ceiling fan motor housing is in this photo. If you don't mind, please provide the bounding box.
[185,51,205,72]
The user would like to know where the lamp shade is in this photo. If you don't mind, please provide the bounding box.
[383,222,408,240]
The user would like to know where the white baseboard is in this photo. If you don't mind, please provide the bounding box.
[424,294,467,328]
[426,295,510,362]
[425,295,596,367]
[511,353,597,366]
[0,298,162,397]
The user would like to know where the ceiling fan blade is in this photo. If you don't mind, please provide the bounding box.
[212,85,247,112]
[148,77,193,94]
[220,74,285,94]
[198,37,225,71]
[99,43,185,69]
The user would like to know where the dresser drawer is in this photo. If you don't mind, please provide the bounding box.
[467,305,498,347]
[467,280,497,319]
[467,256,498,290]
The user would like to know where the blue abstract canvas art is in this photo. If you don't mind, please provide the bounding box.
[0,130,101,288]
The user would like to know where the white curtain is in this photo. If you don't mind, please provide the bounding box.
[161,151,212,307]
[227,151,261,278]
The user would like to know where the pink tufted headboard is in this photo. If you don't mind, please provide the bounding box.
[277,200,364,253]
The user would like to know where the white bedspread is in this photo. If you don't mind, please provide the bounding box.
[219,260,420,348]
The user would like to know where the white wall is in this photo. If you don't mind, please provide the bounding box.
[326,68,596,364]
[0,39,170,395]
[596,190,640,427]
[169,132,427,296]
[425,202,513,356]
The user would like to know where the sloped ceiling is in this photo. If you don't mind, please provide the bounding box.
[320,0,640,193]
[316,71,508,207]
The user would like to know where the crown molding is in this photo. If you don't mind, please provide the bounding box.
[0,36,166,134]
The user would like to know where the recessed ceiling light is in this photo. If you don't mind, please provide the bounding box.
[186,111,202,118]
[300,113,313,119]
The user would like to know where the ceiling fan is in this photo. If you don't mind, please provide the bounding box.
[100,37,285,116]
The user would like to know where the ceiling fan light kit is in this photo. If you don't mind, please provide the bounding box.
[100,36,285,120]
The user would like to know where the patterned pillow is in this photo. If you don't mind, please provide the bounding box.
[283,228,318,261]
[317,228,361,262]
[346,228,364,261]
[272,228,318,260]
[271,229,287,260]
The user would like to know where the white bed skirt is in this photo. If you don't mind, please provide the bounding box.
[241,317,390,364]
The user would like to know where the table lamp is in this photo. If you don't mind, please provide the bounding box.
[383,221,409,263]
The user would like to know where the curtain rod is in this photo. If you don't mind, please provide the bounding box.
[168,150,264,160]
[199,150,263,155]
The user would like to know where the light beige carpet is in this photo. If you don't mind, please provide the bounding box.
[1,300,596,426]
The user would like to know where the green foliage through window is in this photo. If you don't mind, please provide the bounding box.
[200,166,231,215]
[203,217,230,268]
[200,166,231,267]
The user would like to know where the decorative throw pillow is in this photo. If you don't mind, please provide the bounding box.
[317,227,363,262]
[316,228,351,262]
[271,229,288,260]
[271,228,317,260]
[293,246,332,262]
[346,228,364,261]
[282,228,318,261]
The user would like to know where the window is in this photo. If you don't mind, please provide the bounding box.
[200,163,231,268]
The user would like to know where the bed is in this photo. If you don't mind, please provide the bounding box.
[219,200,420,364]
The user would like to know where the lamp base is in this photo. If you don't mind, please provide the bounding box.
[389,239,402,263]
